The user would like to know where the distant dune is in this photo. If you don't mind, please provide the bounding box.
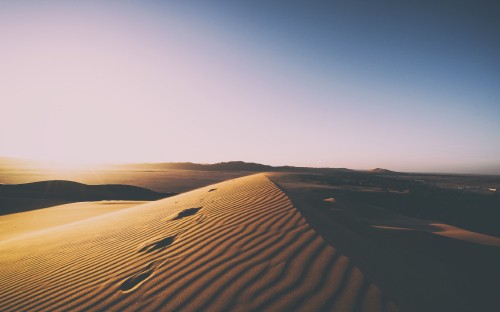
[0,180,173,215]
[0,180,171,201]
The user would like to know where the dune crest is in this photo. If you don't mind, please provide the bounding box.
[0,174,397,312]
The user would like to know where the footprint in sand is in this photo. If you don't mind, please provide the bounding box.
[162,207,203,222]
[208,188,217,192]
[175,207,202,219]
[120,261,158,293]
[139,207,203,255]
[139,235,176,253]
[127,206,203,294]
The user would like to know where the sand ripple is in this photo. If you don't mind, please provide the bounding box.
[0,174,397,311]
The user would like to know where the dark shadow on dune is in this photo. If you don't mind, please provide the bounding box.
[0,180,176,215]
[119,262,157,292]
[0,180,172,201]
[271,173,500,312]
[295,171,500,237]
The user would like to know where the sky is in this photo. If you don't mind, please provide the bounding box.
[0,0,499,174]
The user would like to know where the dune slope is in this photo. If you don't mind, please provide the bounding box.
[270,173,500,311]
[0,174,397,312]
[0,201,148,241]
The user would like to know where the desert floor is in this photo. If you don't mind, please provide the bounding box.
[1,173,499,311]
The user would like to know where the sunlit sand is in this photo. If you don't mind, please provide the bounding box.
[0,174,398,311]
[0,201,147,241]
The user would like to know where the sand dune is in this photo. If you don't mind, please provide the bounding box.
[372,221,500,247]
[0,174,398,312]
[0,180,170,216]
[0,180,170,201]
[271,173,500,311]
[0,201,147,241]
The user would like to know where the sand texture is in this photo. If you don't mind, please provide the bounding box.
[0,174,397,312]
[270,173,500,312]
[0,201,148,241]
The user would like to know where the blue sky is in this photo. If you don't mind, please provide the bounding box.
[0,1,499,173]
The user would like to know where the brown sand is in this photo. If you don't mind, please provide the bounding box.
[270,173,500,311]
[0,173,397,312]
[0,201,147,242]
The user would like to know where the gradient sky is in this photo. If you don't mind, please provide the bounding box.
[1,1,499,173]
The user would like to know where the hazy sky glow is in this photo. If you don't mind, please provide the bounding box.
[1,1,499,173]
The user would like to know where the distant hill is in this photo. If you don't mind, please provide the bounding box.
[110,161,350,173]
[112,161,274,172]
[0,180,173,201]
[369,168,396,174]
[0,157,355,173]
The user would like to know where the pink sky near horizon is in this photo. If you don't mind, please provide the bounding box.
[1,2,499,174]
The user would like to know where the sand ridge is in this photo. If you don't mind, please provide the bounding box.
[0,173,397,312]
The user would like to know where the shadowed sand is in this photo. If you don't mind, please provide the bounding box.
[371,221,500,246]
[0,173,398,312]
[270,173,500,311]
[0,180,171,216]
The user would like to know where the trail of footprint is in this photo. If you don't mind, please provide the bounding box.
[118,206,205,294]
[121,207,204,293]
[138,207,203,255]
[139,235,176,253]
[120,261,158,293]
